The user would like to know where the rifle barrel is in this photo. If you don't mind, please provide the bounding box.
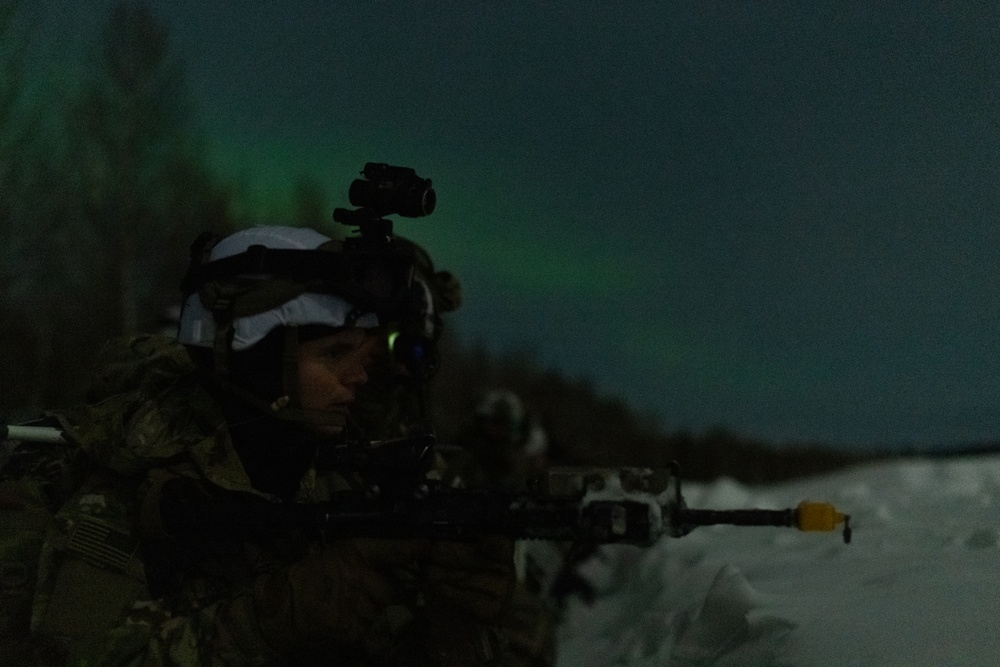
[678,507,796,528]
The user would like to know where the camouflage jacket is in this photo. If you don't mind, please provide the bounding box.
[1,335,555,667]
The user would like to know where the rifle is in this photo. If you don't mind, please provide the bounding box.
[2,426,852,545]
[157,435,853,545]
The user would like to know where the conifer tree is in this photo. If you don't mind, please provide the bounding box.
[66,1,232,337]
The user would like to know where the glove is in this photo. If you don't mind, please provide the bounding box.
[253,538,425,656]
[422,535,517,623]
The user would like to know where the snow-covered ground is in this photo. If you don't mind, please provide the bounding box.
[556,454,1000,666]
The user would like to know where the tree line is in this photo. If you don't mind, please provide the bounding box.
[426,331,871,483]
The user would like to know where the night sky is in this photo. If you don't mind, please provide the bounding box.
[27,1,1000,449]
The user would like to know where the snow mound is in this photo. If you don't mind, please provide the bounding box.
[559,548,794,666]
[557,455,1000,666]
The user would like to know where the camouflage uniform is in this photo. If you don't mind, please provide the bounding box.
[445,390,549,494]
[1,334,554,666]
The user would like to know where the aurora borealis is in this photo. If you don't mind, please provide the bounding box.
[24,1,1000,449]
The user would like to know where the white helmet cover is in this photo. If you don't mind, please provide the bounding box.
[178,226,379,350]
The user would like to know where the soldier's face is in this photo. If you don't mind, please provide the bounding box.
[296,327,378,436]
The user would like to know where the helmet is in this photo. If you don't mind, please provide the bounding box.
[475,389,548,462]
[178,225,413,426]
[178,226,379,350]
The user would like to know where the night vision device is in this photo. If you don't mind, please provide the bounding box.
[334,162,435,235]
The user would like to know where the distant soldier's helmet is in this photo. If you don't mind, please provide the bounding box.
[177,225,412,424]
[475,389,548,456]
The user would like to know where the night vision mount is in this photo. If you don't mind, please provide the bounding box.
[332,163,441,383]
[333,162,436,245]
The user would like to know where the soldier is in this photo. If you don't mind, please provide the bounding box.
[154,302,182,338]
[0,225,551,666]
[449,389,550,493]
[447,390,595,615]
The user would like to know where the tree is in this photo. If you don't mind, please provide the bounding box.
[0,0,70,412]
[0,1,236,416]
[65,1,232,338]
[0,0,45,302]
[292,173,330,230]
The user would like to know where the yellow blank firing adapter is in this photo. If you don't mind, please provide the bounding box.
[796,501,852,543]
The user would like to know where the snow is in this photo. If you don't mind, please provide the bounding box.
[556,455,1000,666]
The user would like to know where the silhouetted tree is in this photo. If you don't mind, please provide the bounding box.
[0,0,42,305]
[64,1,232,338]
[0,0,71,412]
[292,173,329,229]
[426,328,868,482]
[0,1,235,416]
[0,0,32,302]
